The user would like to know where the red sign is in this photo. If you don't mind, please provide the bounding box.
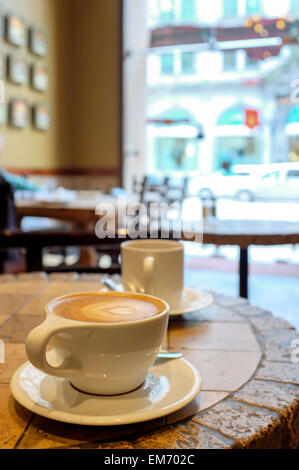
[147,118,190,125]
[245,109,259,129]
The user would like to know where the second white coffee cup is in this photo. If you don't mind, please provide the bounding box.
[121,239,184,310]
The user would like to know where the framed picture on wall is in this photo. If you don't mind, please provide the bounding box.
[5,13,26,47]
[0,50,6,79]
[31,62,49,91]
[8,55,28,84]
[32,102,51,130]
[0,9,4,39]
[0,103,6,125]
[9,98,29,128]
[29,26,48,57]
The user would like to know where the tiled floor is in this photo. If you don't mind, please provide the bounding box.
[185,262,299,331]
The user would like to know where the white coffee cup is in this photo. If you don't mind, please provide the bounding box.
[25,291,169,396]
[121,239,184,311]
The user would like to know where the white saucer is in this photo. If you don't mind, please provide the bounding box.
[170,287,213,316]
[104,283,213,317]
[10,358,201,426]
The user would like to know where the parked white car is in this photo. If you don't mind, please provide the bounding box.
[189,163,299,201]
[254,163,299,200]
[188,165,261,201]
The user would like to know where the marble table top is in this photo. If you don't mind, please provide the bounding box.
[0,272,297,449]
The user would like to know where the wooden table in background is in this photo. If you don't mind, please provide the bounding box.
[15,196,116,230]
[15,196,122,267]
[0,272,297,449]
[13,206,299,299]
[201,219,299,299]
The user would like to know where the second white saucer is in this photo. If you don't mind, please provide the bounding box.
[11,358,201,426]
[170,287,213,316]
[101,283,213,317]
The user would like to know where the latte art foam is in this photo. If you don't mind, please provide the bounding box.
[50,294,162,323]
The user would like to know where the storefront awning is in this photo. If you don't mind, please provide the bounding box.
[215,106,260,136]
[147,107,200,137]
[217,107,260,129]
[148,107,194,125]
[217,107,244,126]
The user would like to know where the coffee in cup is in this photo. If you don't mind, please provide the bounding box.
[50,292,162,324]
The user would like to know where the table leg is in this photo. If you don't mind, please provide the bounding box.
[0,252,4,274]
[239,247,248,299]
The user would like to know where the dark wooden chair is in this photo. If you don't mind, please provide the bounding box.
[135,176,168,225]
[0,175,20,272]
[132,175,191,226]
[155,176,190,221]
[137,175,189,206]
[139,175,168,204]
[0,175,76,273]
[0,230,122,274]
[164,176,189,206]
[0,175,17,231]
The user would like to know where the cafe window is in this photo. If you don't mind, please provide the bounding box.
[215,106,260,168]
[149,106,198,172]
[222,0,239,18]
[246,0,262,16]
[180,0,196,23]
[181,51,195,74]
[155,137,198,170]
[161,53,175,75]
[215,136,260,169]
[223,51,237,71]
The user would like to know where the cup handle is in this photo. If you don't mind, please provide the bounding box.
[143,256,155,295]
[25,316,82,378]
